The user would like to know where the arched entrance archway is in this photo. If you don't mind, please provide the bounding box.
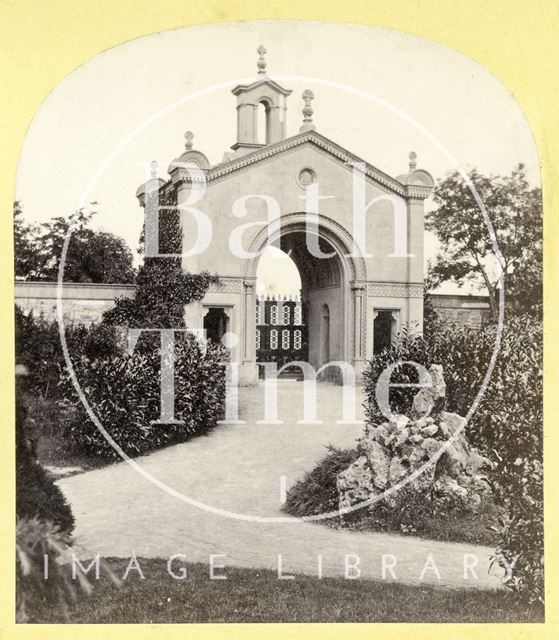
[241,212,367,383]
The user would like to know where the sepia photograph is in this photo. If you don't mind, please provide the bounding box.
[7,12,547,628]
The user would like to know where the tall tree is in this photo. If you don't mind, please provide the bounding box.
[14,201,42,279]
[13,204,136,284]
[426,165,542,319]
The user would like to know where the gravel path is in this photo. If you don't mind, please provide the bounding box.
[58,381,504,589]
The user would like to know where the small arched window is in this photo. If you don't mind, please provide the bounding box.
[257,99,272,144]
[270,329,278,349]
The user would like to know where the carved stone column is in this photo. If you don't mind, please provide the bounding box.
[351,284,366,361]
[243,280,255,362]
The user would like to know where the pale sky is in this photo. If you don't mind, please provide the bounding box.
[15,21,540,295]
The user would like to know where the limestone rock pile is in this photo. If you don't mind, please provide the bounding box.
[337,365,493,513]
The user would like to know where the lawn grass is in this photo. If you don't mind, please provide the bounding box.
[31,558,542,623]
[331,501,503,547]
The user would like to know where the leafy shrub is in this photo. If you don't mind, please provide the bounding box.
[363,319,493,425]
[17,456,75,535]
[65,189,227,459]
[16,517,78,623]
[14,306,121,401]
[363,315,542,477]
[15,306,81,401]
[16,516,118,622]
[60,333,227,459]
[284,447,359,518]
[363,313,543,605]
[492,458,543,606]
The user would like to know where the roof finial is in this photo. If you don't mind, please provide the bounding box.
[185,131,194,151]
[300,89,316,133]
[149,160,158,179]
[409,151,417,171]
[257,45,267,75]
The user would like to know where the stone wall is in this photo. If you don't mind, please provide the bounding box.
[429,294,491,330]
[14,281,135,325]
[14,281,491,330]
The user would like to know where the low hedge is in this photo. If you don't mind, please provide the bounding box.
[61,332,227,459]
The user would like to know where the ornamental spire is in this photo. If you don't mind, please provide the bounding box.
[409,151,417,171]
[185,130,194,150]
[300,89,316,133]
[257,45,267,75]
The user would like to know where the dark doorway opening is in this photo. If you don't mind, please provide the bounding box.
[204,307,228,344]
[374,310,394,354]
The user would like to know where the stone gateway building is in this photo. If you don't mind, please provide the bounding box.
[136,48,434,383]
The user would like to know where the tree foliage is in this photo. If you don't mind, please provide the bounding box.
[14,203,136,284]
[426,166,542,319]
[14,201,43,279]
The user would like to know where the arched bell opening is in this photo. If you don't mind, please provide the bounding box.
[256,99,273,145]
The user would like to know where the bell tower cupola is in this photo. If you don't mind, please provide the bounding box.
[230,46,292,156]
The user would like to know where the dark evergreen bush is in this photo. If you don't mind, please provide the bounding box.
[60,333,226,459]
[14,306,120,401]
[16,383,74,534]
[103,189,217,329]
[284,447,359,518]
[363,315,542,478]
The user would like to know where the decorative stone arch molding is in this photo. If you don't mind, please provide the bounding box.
[241,211,368,283]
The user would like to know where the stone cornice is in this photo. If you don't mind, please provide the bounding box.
[203,131,431,200]
[405,185,433,199]
[231,77,292,97]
